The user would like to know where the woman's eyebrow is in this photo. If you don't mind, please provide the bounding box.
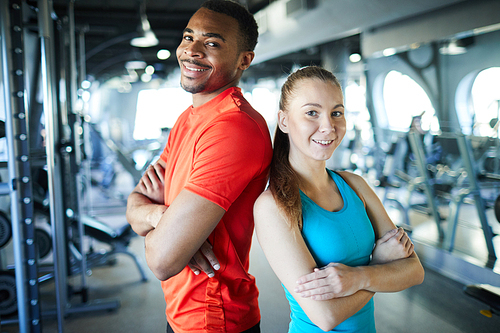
[301,102,322,108]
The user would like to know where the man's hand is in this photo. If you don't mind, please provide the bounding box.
[187,240,220,278]
[294,263,362,300]
[126,161,167,235]
[136,163,165,204]
[370,227,414,265]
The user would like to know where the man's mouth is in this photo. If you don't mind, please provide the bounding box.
[182,61,210,72]
[185,65,209,72]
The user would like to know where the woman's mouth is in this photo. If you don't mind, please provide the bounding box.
[312,139,333,145]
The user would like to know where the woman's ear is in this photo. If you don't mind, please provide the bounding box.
[277,110,289,133]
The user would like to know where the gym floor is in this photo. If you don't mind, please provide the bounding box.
[2,175,500,332]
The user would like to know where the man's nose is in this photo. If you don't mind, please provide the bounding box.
[183,41,204,57]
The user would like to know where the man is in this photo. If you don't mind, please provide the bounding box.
[126,1,273,332]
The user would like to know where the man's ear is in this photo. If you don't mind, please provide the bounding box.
[238,51,255,71]
[277,110,289,133]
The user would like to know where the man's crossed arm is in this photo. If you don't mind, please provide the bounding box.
[126,160,221,280]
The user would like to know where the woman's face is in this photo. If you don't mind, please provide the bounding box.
[278,78,346,165]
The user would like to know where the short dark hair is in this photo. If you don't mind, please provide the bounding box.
[201,0,258,51]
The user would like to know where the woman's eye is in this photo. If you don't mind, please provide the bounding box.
[306,110,317,116]
[332,111,343,117]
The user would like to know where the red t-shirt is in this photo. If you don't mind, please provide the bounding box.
[159,87,273,333]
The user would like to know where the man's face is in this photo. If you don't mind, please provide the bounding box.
[176,8,248,97]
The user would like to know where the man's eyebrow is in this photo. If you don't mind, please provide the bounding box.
[203,32,226,42]
[182,28,226,43]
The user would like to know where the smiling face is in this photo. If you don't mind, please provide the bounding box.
[176,8,254,106]
[278,78,346,167]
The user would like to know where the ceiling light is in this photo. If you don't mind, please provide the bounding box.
[131,30,159,48]
[130,1,159,48]
[118,82,132,93]
[157,49,171,60]
[141,73,152,83]
[145,65,155,75]
[349,53,362,63]
[439,39,467,55]
[125,61,147,69]
[382,48,397,57]
[122,69,139,83]
[81,80,91,89]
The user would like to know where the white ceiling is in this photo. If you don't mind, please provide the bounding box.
[253,0,466,64]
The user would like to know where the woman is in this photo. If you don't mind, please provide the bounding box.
[254,66,424,332]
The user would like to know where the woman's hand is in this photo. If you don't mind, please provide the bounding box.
[294,263,364,300]
[293,228,414,301]
[370,227,414,265]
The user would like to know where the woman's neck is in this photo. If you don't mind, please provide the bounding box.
[289,155,330,194]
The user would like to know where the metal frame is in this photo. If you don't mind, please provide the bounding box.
[1,0,41,331]
[38,1,120,331]
[444,133,497,261]
[408,130,445,239]
[409,130,497,261]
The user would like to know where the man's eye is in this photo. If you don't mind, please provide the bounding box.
[206,42,219,47]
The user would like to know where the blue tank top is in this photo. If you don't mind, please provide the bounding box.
[284,169,376,333]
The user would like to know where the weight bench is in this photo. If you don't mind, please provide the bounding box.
[464,284,500,317]
[81,215,148,282]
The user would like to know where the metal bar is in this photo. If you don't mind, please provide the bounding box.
[68,0,89,301]
[455,133,496,260]
[78,29,95,217]
[0,1,29,330]
[78,31,86,89]
[444,190,468,252]
[38,0,68,331]
[408,130,445,239]
[0,183,11,195]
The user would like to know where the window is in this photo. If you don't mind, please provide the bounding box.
[244,86,279,127]
[470,67,500,136]
[345,80,372,142]
[382,70,439,132]
[133,88,192,140]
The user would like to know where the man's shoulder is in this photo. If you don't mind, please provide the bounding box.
[216,88,264,121]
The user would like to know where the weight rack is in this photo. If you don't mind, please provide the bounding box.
[1,0,42,331]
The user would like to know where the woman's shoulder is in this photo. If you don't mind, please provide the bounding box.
[334,170,366,186]
[334,170,371,205]
[254,189,292,229]
[254,189,278,212]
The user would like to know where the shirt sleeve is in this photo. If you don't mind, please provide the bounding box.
[185,112,270,211]
[159,135,170,163]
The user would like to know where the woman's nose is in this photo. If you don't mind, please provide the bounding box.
[319,116,334,133]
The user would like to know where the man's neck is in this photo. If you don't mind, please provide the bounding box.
[192,82,239,108]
